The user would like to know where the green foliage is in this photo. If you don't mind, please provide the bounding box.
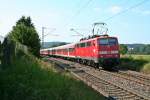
[119,44,128,55]
[119,55,150,74]
[142,63,150,74]
[126,44,150,54]
[1,37,28,68]
[1,37,16,67]
[0,54,105,100]
[0,41,1,60]
[9,16,40,57]
[0,41,1,50]
[16,16,34,27]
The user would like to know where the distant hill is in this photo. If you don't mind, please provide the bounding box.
[124,44,147,49]
[42,42,69,49]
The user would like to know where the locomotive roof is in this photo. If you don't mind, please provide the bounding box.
[78,35,117,43]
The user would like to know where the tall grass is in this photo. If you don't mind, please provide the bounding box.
[0,54,105,100]
[142,63,150,74]
[120,55,150,74]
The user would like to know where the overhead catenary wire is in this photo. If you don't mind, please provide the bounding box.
[65,0,94,27]
[103,0,149,21]
[64,0,149,39]
[72,0,94,18]
[41,27,57,48]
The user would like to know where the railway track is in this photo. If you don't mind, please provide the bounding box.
[73,70,145,100]
[118,70,150,85]
[46,57,150,100]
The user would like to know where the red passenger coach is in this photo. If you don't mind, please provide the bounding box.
[40,23,120,69]
[40,48,50,56]
[51,43,75,58]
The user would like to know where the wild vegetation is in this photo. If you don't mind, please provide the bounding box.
[0,41,1,60]
[0,52,105,100]
[119,44,128,55]
[119,55,150,74]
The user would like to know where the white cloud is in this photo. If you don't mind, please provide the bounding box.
[109,6,122,14]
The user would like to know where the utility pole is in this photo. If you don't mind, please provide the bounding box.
[41,27,56,48]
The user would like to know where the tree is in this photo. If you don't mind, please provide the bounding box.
[9,16,41,57]
[145,45,150,54]
[119,44,128,55]
[0,41,1,60]
[0,41,1,52]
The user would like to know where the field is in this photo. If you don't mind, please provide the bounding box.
[0,54,106,100]
[120,55,150,74]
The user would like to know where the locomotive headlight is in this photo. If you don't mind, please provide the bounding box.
[111,50,119,54]
[99,51,107,54]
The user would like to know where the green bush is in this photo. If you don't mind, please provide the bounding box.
[142,63,150,74]
[119,55,150,73]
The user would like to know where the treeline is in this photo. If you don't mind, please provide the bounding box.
[116,44,150,55]
[128,44,150,54]
[124,44,150,55]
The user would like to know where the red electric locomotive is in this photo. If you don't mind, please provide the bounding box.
[74,34,119,69]
[40,23,120,69]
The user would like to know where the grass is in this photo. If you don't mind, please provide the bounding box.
[0,54,106,100]
[119,55,150,74]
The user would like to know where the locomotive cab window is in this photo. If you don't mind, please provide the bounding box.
[99,38,118,45]
[109,38,118,45]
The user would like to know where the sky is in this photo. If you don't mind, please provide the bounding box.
[0,0,150,44]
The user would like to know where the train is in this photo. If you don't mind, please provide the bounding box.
[40,23,120,69]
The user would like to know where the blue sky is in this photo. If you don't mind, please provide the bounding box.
[0,0,150,44]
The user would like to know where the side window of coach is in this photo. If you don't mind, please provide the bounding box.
[80,43,85,47]
[69,48,74,52]
[87,42,91,47]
